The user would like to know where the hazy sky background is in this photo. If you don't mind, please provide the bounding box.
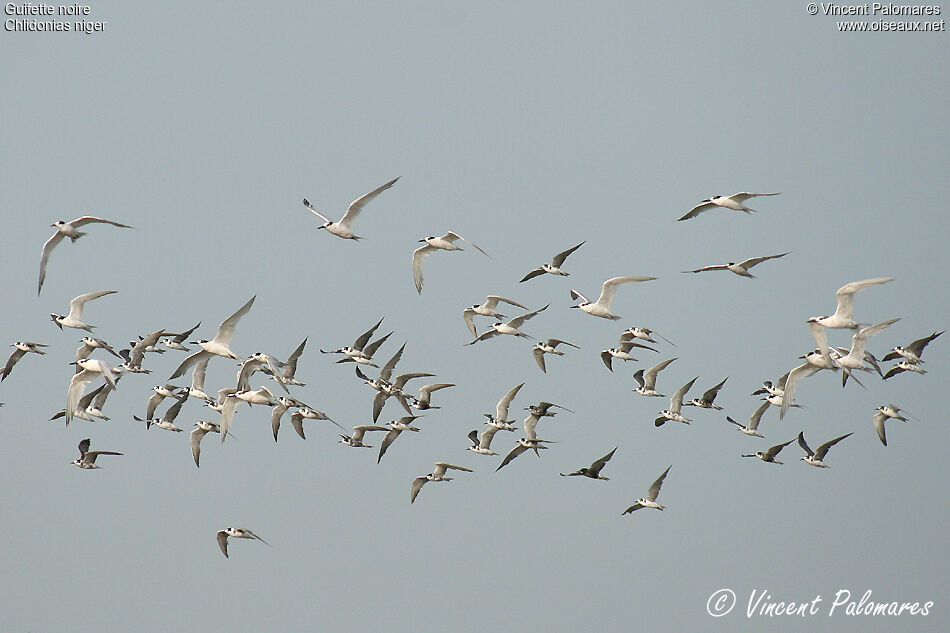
[2,2,948,632]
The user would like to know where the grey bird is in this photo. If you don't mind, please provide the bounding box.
[561,447,617,480]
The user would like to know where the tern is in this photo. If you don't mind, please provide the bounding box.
[569,276,656,320]
[778,361,825,420]
[321,317,383,361]
[289,407,341,440]
[484,382,524,430]
[38,216,132,294]
[601,333,658,371]
[532,338,579,373]
[75,336,121,364]
[144,384,180,420]
[882,330,943,365]
[83,377,118,420]
[121,329,166,375]
[134,392,188,431]
[66,359,118,425]
[169,296,256,379]
[686,377,728,410]
[50,290,117,332]
[683,252,789,278]
[372,372,435,421]
[467,426,502,455]
[51,382,107,423]
[377,416,422,463]
[234,386,278,406]
[873,405,909,446]
[633,358,677,397]
[334,331,392,368]
[412,231,490,293]
[72,438,122,469]
[160,322,201,351]
[798,431,852,468]
[269,396,306,441]
[1,342,48,382]
[237,352,289,393]
[182,355,212,400]
[561,447,617,480]
[883,361,927,379]
[808,277,894,330]
[655,377,698,427]
[742,438,795,464]
[190,421,221,467]
[400,382,455,411]
[339,425,389,448]
[726,401,770,438]
[303,177,399,240]
[216,528,267,558]
[621,327,675,347]
[467,304,549,344]
[262,338,308,386]
[677,192,780,221]
[622,465,671,513]
[411,462,473,503]
[463,296,530,337]
[520,241,585,282]
[496,438,552,472]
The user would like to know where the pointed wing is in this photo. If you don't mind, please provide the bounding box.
[519,268,546,282]
[644,358,677,386]
[412,244,437,294]
[67,290,117,321]
[872,411,888,446]
[815,432,852,460]
[38,232,66,295]
[496,443,529,471]
[683,264,728,273]
[748,401,770,430]
[507,304,548,329]
[533,347,547,373]
[69,216,133,229]
[212,295,256,347]
[601,351,614,371]
[780,362,821,419]
[849,318,900,359]
[797,431,814,457]
[765,438,795,460]
[169,349,211,380]
[832,277,894,320]
[338,177,400,229]
[352,318,384,351]
[446,231,490,257]
[700,377,728,404]
[588,447,617,476]
[303,198,331,223]
[219,395,239,442]
[379,343,406,382]
[905,331,943,357]
[738,252,789,270]
[622,502,644,514]
[670,377,698,411]
[190,427,205,467]
[489,295,529,310]
[361,332,392,359]
[462,309,478,337]
[410,476,428,503]
[594,276,656,308]
[551,241,585,267]
[377,429,401,463]
[646,466,671,501]
[677,200,716,221]
[216,531,230,557]
[496,383,524,420]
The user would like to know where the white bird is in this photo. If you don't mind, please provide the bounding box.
[467,426,502,455]
[633,358,677,397]
[134,392,188,432]
[339,425,389,448]
[169,296,256,379]
[182,355,212,401]
[144,384,179,420]
[1,342,47,382]
[75,336,121,364]
[400,382,455,411]
[621,327,675,347]
[778,361,825,420]
[683,252,789,278]
[38,216,132,294]
[742,438,795,464]
[462,296,530,337]
[601,333,658,371]
[808,277,894,330]
[677,192,780,222]
[882,330,943,365]
[72,438,122,469]
[873,405,909,446]
[236,352,289,393]
[160,322,201,351]
[263,337,309,386]
[467,304,549,344]
[532,338,579,373]
[569,276,656,320]
[84,377,119,420]
[655,377,698,427]
[289,407,341,440]
[216,527,267,558]
[883,361,927,380]
[726,401,770,438]
[66,358,118,425]
[234,386,278,407]
[377,416,422,463]
[412,232,490,294]
[303,177,399,240]
[484,382,524,430]
[520,241,585,282]
[496,438,552,472]
[50,290,117,332]
[411,462,473,503]
[190,420,221,467]
[622,465,671,513]
[798,431,852,468]
[269,396,305,441]
[686,377,728,410]
[834,318,900,371]
[120,329,166,374]
[561,447,617,480]
[320,317,384,361]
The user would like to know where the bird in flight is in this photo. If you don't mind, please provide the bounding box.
[303,177,399,240]
[38,216,132,294]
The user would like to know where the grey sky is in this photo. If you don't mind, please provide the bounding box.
[2,2,948,632]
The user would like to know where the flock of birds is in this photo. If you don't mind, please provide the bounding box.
[3,182,942,559]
